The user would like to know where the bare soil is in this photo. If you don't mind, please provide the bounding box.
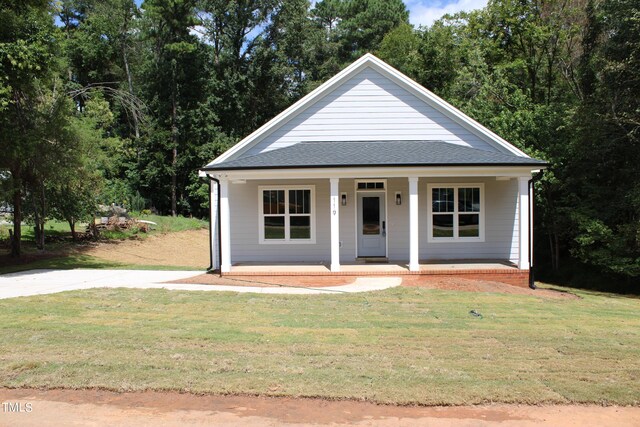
[80,228,210,268]
[402,275,579,299]
[0,388,637,426]
[171,273,357,287]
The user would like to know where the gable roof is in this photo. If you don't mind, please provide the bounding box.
[204,53,530,170]
[202,140,546,171]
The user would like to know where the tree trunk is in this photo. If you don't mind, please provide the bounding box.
[68,219,77,241]
[171,146,177,217]
[10,184,21,257]
[122,45,139,139]
[33,183,46,250]
[170,80,178,217]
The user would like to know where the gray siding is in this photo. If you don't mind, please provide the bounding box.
[418,177,519,262]
[242,68,499,157]
[229,179,332,263]
[229,177,519,265]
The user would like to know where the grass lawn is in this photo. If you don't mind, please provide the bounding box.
[1,286,638,405]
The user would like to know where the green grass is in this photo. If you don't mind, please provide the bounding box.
[0,220,74,241]
[0,215,207,242]
[1,285,639,405]
[99,214,207,240]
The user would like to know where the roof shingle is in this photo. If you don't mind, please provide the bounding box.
[202,140,546,171]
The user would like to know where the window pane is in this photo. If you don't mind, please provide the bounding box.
[362,196,380,235]
[290,216,311,239]
[263,190,285,215]
[458,214,479,237]
[432,188,454,212]
[264,216,285,239]
[433,214,454,238]
[289,189,310,214]
[358,182,366,189]
[459,188,480,212]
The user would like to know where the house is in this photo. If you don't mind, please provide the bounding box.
[199,54,546,287]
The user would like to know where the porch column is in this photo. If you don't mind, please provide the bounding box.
[220,178,232,273]
[518,176,530,270]
[330,178,340,272]
[408,177,420,272]
[210,179,220,271]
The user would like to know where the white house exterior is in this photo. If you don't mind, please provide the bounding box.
[200,54,545,282]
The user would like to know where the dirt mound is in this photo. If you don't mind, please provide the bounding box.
[81,229,209,269]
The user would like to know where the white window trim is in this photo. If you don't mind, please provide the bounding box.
[427,183,485,243]
[258,185,316,244]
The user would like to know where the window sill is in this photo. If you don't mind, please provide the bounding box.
[259,239,317,245]
[428,237,485,243]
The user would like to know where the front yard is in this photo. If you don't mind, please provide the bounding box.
[1,285,639,405]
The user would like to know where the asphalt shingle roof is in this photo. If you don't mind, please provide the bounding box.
[202,140,547,171]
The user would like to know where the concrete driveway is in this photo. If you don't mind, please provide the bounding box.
[0,269,402,299]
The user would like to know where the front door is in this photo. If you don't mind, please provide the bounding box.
[357,192,386,257]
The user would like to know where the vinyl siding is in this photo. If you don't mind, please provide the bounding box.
[228,177,520,265]
[229,179,332,263]
[419,177,519,262]
[242,68,498,158]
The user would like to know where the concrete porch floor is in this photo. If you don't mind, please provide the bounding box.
[228,259,519,275]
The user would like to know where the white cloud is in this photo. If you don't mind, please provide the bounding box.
[406,0,488,28]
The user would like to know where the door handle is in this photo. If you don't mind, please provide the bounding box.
[382,221,386,236]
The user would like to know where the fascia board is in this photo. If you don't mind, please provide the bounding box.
[202,166,542,180]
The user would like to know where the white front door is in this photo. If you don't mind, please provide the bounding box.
[357,192,386,257]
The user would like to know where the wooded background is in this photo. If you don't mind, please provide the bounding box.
[1,0,638,287]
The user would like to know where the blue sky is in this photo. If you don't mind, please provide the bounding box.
[405,0,488,27]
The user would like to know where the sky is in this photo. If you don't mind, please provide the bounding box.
[405,0,488,27]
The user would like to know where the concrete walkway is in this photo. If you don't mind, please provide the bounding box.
[0,269,402,299]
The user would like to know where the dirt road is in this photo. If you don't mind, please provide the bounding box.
[1,389,638,427]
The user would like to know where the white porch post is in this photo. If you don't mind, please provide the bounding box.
[408,177,420,271]
[330,178,340,272]
[210,179,220,271]
[518,176,530,270]
[219,178,232,273]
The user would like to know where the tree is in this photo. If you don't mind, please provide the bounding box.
[140,0,201,216]
[565,0,640,278]
[0,0,58,256]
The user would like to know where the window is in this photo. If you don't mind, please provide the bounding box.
[259,186,315,244]
[428,184,484,242]
[357,181,385,190]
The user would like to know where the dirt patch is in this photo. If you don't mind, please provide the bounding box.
[0,388,638,427]
[169,274,357,288]
[79,229,209,268]
[402,276,579,299]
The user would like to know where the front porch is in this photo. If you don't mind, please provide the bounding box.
[224,260,529,287]
[210,173,533,280]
